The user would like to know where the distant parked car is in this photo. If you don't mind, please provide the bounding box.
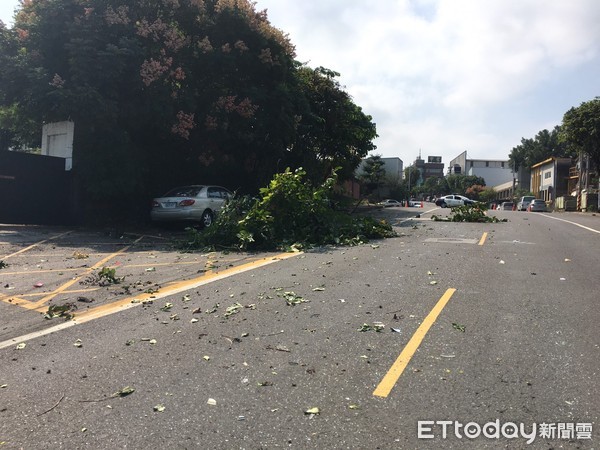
[499,202,514,210]
[379,199,402,207]
[151,185,232,227]
[517,195,535,211]
[435,194,475,208]
[528,199,547,212]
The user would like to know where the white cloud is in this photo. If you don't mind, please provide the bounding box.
[257,0,600,165]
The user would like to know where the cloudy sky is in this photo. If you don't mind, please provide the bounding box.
[2,0,599,167]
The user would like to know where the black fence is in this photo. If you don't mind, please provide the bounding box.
[0,151,75,225]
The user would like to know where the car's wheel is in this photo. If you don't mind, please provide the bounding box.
[201,209,214,228]
[441,201,447,208]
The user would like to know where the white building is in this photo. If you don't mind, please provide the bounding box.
[448,151,513,187]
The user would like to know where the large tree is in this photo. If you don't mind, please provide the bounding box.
[286,66,377,184]
[358,154,385,197]
[560,97,600,172]
[508,126,570,171]
[445,174,486,195]
[0,0,376,221]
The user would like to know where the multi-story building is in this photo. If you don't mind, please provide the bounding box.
[448,151,514,187]
[406,155,444,186]
[530,157,572,203]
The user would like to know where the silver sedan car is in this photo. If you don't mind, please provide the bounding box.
[528,199,547,212]
[151,185,232,227]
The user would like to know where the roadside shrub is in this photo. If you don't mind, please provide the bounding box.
[183,168,395,251]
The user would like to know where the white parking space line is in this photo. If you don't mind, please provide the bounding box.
[541,214,600,234]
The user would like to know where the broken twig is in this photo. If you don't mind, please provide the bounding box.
[37,393,65,416]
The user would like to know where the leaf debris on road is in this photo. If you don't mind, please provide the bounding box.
[224,302,243,317]
[358,322,385,332]
[452,323,466,332]
[278,291,308,306]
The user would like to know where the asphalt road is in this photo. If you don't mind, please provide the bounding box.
[0,207,598,449]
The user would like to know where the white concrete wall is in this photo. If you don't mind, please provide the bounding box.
[467,166,513,187]
[541,167,554,190]
[41,121,74,170]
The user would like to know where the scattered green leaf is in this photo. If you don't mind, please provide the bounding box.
[114,386,135,397]
[206,303,220,314]
[44,303,77,320]
[358,322,385,332]
[278,291,307,306]
[452,323,466,332]
[224,302,243,317]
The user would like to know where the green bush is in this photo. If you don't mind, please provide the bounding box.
[183,168,395,251]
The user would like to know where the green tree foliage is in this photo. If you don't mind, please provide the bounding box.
[288,67,377,184]
[560,97,600,171]
[508,126,570,171]
[359,154,385,195]
[465,184,496,202]
[0,0,376,222]
[0,21,40,150]
[445,174,485,195]
[418,176,448,197]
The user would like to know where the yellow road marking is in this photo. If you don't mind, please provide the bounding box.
[73,252,301,324]
[478,232,488,246]
[30,236,144,309]
[0,230,73,260]
[0,252,301,349]
[373,288,457,398]
[1,288,101,310]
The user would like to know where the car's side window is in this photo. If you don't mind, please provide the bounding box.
[207,187,221,198]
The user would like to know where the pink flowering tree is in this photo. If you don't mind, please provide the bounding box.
[0,0,376,222]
